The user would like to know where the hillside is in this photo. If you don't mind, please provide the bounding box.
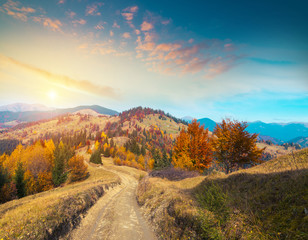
[288,136,308,148]
[137,149,308,239]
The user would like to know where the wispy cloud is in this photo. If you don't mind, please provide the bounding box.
[0,0,35,22]
[0,54,119,99]
[121,5,138,21]
[94,21,106,30]
[86,2,103,16]
[141,21,154,31]
[0,1,63,32]
[58,0,65,4]
[121,5,138,29]
[66,10,76,18]
[122,32,131,39]
[112,21,120,28]
[249,57,295,65]
[72,19,86,25]
[32,16,62,32]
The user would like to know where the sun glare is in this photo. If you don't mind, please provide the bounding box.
[48,90,57,101]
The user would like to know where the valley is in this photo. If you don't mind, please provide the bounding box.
[0,107,307,240]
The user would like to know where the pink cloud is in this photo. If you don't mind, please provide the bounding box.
[144,32,156,42]
[204,55,240,79]
[123,6,138,13]
[135,29,141,35]
[95,21,106,30]
[73,19,86,25]
[161,19,170,25]
[141,21,154,31]
[58,0,65,4]
[121,5,138,22]
[182,58,211,74]
[33,16,62,32]
[122,32,131,39]
[164,43,207,60]
[154,43,182,52]
[112,21,120,28]
[136,42,156,51]
[121,12,133,21]
[1,0,36,22]
[66,10,76,18]
[188,38,194,44]
[86,3,103,16]
[110,30,114,37]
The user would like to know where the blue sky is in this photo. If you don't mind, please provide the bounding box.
[0,0,307,122]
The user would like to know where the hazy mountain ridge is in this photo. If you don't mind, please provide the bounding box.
[196,118,308,143]
[0,104,118,126]
[0,103,53,112]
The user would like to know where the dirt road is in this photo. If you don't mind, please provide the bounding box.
[69,167,156,240]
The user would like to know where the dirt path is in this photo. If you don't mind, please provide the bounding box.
[69,167,156,240]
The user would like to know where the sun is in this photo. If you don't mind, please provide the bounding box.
[48,90,57,101]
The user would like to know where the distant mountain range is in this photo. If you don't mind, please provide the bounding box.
[194,118,308,145]
[1,103,307,147]
[0,103,53,112]
[0,103,118,127]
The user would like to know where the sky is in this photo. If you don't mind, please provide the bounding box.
[0,0,307,123]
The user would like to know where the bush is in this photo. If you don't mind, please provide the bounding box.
[90,150,102,164]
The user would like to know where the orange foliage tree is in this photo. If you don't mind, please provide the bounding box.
[172,119,212,171]
[212,118,264,174]
[68,155,88,182]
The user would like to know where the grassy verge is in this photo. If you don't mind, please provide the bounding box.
[137,149,308,239]
[0,165,120,240]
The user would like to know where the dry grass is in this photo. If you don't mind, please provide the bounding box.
[0,164,120,240]
[137,149,308,240]
[257,142,295,159]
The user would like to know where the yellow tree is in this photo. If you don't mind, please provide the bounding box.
[172,120,212,171]
[212,118,264,174]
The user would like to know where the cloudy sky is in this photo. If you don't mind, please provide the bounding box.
[0,0,307,122]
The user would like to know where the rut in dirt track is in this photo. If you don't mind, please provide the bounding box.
[69,169,156,240]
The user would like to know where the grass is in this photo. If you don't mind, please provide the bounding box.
[0,164,120,240]
[137,148,308,239]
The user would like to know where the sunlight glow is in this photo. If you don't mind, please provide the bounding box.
[48,90,57,101]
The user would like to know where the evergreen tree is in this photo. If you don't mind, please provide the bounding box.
[90,150,102,164]
[141,144,146,156]
[104,147,111,158]
[0,166,9,191]
[52,142,73,187]
[14,161,26,198]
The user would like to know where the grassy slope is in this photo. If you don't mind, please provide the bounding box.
[137,149,308,240]
[0,113,185,145]
[0,114,116,144]
[0,164,120,240]
[257,142,295,159]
